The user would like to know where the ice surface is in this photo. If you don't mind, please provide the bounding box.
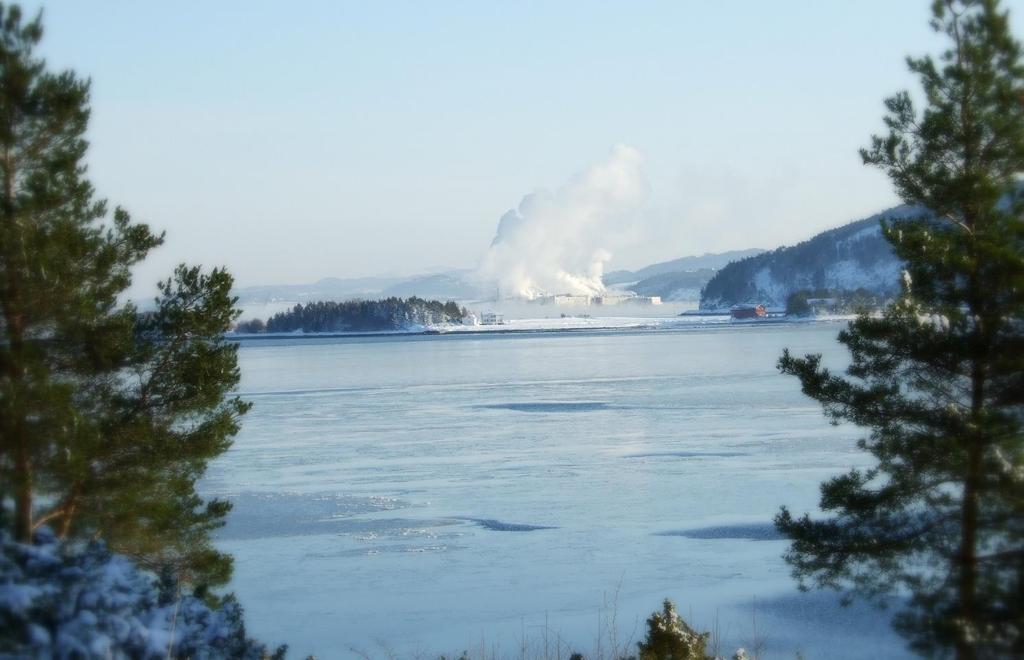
[204,322,913,659]
[476,401,613,413]
[219,492,410,540]
[623,451,748,459]
[657,524,785,541]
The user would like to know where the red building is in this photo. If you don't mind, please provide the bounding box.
[730,304,767,320]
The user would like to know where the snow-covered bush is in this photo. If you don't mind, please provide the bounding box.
[0,528,285,659]
[636,599,710,660]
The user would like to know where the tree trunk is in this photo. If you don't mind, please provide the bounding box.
[957,434,980,660]
[3,145,31,543]
[6,312,31,543]
[13,441,32,542]
[956,272,985,660]
[57,487,80,539]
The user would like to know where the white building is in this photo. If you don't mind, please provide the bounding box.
[594,294,633,305]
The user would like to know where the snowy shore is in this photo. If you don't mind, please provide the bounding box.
[230,314,856,340]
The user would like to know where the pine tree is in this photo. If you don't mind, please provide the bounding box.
[775,1,1024,657]
[0,5,247,590]
[636,599,709,660]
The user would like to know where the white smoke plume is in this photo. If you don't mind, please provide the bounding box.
[477,145,647,299]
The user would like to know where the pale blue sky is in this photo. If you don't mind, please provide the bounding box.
[25,1,1024,293]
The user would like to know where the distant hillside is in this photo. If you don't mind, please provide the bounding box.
[231,248,778,308]
[234,276,407,304]
[232,248,767,307]
[381,271,489,300]
[699,206,924,310]
[627,268,718,301]
[232,269,492,305]
[604,248,765,285]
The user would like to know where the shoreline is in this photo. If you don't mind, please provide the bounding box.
[229,314,854,342]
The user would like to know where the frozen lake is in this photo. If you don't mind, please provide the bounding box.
[204,322,913,659]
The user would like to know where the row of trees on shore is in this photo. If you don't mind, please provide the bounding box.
[237,298,468,334]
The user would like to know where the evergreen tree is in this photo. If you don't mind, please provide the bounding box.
[636,599,709,660]
[776,1,1024,657]
[0,5,246,591]
[785,290,812,317]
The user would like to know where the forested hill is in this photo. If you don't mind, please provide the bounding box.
[699,205,924,309]
[236,298,468,333]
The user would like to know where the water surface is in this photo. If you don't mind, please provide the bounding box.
[204,323,911,659]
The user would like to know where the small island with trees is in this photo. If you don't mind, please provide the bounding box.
[235,298,469,334]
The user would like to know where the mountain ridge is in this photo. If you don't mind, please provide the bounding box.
[231,249,768,305]
[699,205,923,309]
[604,249,765,285]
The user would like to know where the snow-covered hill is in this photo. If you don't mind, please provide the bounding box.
[699,205,924,309]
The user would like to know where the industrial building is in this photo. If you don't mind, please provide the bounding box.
[526,292,662,307]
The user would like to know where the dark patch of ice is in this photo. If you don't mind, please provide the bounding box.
[657,523,784,541]
[456,517,557,532]
[624,451,747,459]
[477,402,610,413]
[217,492,416,540]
